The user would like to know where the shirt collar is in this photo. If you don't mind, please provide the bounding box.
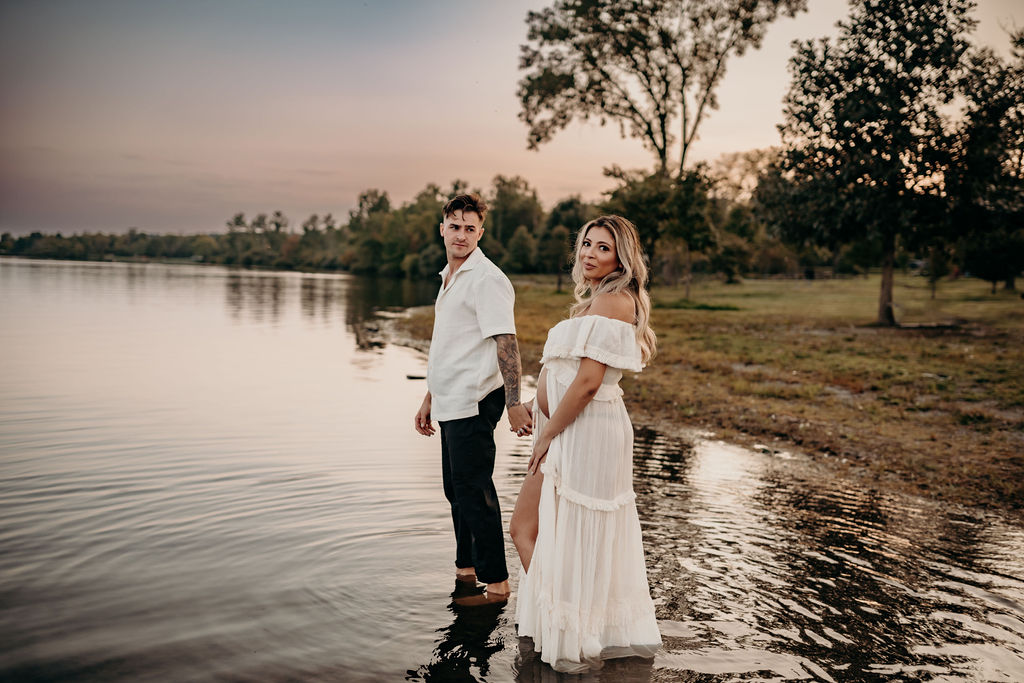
[438,246,486,278]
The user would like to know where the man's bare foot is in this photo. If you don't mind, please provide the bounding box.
[453,589,511,607]
[451,579,511,607]
[456,568,476,583]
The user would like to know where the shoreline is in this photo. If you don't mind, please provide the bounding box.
[390,275,1024,517]
[11,256,1018,515]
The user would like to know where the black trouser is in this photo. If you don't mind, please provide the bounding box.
[439,387,508,585]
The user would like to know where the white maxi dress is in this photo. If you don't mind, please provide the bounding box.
[516,315,661,673]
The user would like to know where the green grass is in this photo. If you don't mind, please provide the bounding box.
[654,299,740,311]
[397,272,1024,512]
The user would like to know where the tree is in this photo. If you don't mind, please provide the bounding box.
[503,225,538,273]
[538,195,595,291]
[603,166,714,295]
[710,148,779,205]
[545,195,598,237]
[964,227,1024,293]
[488,175,543,244]
[400,183,445,257]
[192,234,220,262]
[225,213,249,263]
[709,230,752,283]
[518,0,806,176]
[350,189,391,221]
[537,224,572,290]
[301,214,320,234]
[777,0,975,325]
[270,210,289,233]
[950,31,1024,292]
[346,190,392,273]
[250,213,268,234]
[925,242,953,298]
[447,179,470,198]
[416,243,446,279]
[226,213,248,233]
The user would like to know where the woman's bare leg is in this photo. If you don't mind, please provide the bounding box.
[509,469,544,572]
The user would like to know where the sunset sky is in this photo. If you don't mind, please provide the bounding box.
[1,0,1020,235]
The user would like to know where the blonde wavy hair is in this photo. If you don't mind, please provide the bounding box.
[569,215,657,364]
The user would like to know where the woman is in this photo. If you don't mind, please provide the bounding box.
[510,215,661,673]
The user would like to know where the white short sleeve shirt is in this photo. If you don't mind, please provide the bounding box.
[427,247,516,422]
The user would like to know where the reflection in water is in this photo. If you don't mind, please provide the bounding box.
[514,639,655,682]
[222,270,437,333]
[226,272,285,323]
[408,583,507,682]
[300,275,340,321]
[343,276,439,324]
[633,430,1024,681]
[1,258,1023,682]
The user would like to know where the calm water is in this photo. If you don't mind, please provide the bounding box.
[1,258,1022,682]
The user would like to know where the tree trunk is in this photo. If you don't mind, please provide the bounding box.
[929,246,937,299]
[645,238,658,289]
[684,243,692,300]
[877,234,896,326]
[1004,276,1016,291]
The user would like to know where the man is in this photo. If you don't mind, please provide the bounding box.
[414,193,532,603]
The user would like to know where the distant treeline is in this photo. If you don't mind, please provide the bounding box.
[0,164,1020,293]
[3,164,1020,295]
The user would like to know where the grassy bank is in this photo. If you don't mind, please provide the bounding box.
[399,274,1024,512]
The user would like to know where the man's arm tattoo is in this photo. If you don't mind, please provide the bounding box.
[494,333,522,408]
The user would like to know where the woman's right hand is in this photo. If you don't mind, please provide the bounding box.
[528,434,550,475]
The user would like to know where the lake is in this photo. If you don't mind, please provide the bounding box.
[1,258,1022,682]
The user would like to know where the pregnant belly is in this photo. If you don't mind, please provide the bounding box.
[537,367,550,419]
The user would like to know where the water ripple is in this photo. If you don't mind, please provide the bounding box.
[3,260,1023,681]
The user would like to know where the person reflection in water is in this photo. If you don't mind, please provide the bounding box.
[407,586,506,682]
[509,216,662,673]
[414,193,533,604]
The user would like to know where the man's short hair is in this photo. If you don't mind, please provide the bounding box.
[442,193,488,222]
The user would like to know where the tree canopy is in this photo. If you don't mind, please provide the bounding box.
[519,0,807,176]
[775,0,976,325]
[951,31,1024,292]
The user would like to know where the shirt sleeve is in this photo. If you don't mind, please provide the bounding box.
[475,272,517,339]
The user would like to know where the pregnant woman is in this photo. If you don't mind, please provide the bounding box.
[510,215,661,673]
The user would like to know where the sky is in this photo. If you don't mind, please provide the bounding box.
[0,0,1020,235]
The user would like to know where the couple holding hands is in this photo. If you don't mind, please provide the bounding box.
[413,194,661,673]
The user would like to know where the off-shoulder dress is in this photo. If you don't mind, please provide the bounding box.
[515,314,661,672]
